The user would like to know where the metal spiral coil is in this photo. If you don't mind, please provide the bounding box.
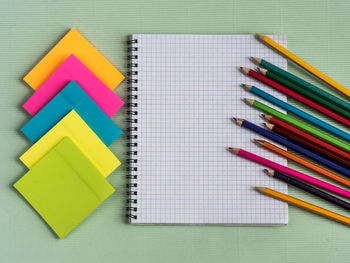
[126,37,139,221]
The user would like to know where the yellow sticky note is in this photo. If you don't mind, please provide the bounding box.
[20,110,120,177]
[15,137,115,239]
[23,28,124,91]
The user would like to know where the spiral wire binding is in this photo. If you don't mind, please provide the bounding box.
[126,37,138,221]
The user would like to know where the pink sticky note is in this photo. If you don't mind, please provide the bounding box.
[23,54,124,117]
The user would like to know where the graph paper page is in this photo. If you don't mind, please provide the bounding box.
[130,34,288,224]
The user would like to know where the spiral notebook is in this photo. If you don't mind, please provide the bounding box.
[127,34,288,224]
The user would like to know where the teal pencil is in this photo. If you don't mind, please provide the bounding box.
[251,57,350,113]
[242,84,350,142]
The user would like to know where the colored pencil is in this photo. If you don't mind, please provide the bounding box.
[258,67,350,121]
[243,98,350,153]
[233,117,350,177]
[254,139,350,188]
[265,169,350,211]
[228,147,350,199]
[262,114,350,162]
[252,57,350,115]
[242,84,350,141]
[264,123,350,168]
[240,67,350,126]
[255,187,350,226]
[255,33,350,98]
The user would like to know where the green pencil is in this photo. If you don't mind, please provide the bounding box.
[244,98,350,153]
[257,67,350,120]
[252,57,350,114]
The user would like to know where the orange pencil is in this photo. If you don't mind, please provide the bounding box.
[256,187,350,226]
[254,139,350,188]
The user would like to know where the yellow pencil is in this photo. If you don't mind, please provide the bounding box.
[255,187,350,226]
[256,33,350,98]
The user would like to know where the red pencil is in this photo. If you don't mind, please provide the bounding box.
[262,114,350,162]
[264,123,350,169]
[240,67,350,128]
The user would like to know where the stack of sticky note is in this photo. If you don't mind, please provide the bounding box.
[15,28,124,239]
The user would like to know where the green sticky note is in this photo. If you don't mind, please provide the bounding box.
[14,137,115,239]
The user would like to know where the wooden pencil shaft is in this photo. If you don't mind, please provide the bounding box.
[250,99,350,153]
[257,58,350,113]
[265,70,350,121]
[245,68,350,128]
[271,125,350,168]
[259,140,350,188]
[256,34,350,98]
[245,86,350,141]
[257,187,350,226]
[268,170,350,211]
[233,145,350,198]
[264,115,350,162]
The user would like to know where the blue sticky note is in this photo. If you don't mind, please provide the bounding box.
[21,80,123,146]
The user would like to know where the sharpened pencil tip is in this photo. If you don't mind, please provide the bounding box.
[251,57,262,64]
[265,169,275,176]
[255,33,265,40]
[261,114,272,121]
[240,67,250,75]
[255,187,265,193]
[253,139,265,146]
[241,84,252,91]
[257,67,267,75]
[244,98,254,106]
[228,147,240,154]
[233,117,244,126]
[264,123,274,130]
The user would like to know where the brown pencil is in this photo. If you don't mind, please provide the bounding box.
[261,114,350,162]
[254,139,350,188]
[264,123,350,169]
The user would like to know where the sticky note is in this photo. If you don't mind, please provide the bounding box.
[14,137,115,239]
[21,81,122,146]
[20,110,120,177]
[23,28,124,91]
[23,55,124,117]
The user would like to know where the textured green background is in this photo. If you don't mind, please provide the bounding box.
[1,0,350,262]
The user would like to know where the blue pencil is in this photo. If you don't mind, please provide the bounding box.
[242,84,350,142]
[233,118,350,178]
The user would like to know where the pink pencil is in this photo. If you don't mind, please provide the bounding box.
[228,147,350,199]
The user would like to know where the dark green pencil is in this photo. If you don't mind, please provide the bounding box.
[252,57,350,115]
[258,67,350,121]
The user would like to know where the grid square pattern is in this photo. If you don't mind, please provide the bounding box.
[131,34,288,224]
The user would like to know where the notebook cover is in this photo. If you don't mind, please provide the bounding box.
[23,54,124,117]
[21,80,123,146]
[20,110,121,177]
[23,28,124,91]
[14,137,115,239]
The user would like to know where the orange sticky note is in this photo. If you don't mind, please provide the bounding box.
[23,28,124,91]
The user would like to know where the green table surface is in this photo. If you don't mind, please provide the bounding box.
[1,0,350,262]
